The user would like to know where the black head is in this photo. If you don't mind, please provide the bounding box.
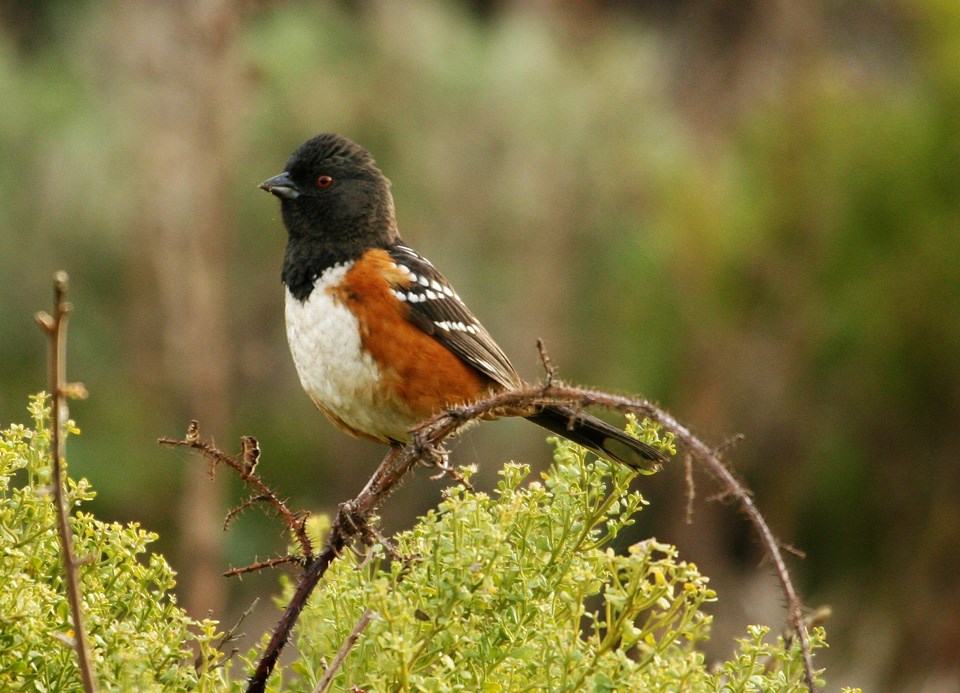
[260,134,398,248]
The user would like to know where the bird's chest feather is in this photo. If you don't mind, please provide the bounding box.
[284,263,407,441]
[284,252,492,443]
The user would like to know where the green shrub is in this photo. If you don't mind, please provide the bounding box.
[2,397,854,691]
[0,394,227,692]
[255,419,839,691]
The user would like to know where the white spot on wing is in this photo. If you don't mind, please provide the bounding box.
[472,358,497,374]
[396,245,435,268]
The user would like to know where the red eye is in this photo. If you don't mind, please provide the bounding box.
[316,175,333,188]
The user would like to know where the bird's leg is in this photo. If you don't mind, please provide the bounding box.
[407,431,473,489]
[334,498,365,539]
[334,445,404,540]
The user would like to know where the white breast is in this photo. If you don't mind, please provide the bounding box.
[284,263,412,442]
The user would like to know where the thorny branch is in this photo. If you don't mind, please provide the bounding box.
[158,425,314,564]
[35,272,97,693]
[168,383,817,693]
[223,555,303,578]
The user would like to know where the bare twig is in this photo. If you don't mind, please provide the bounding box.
[224,555,305,577]
[683,453,696,525]
[35,271,97,693]
[224,494,271,531]
[159,429,314,562]
[246,445,416,691]
[716,432,746,456]
[174,381,814,692]
[195,597,260,673]
[312,609,377,693]
[536,338,557,384]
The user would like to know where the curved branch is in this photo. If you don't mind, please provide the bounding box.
[241,382,815,692]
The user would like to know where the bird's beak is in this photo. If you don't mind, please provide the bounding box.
[259,172,300,200]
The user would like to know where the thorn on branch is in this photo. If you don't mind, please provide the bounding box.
[536,338,558,386]
[781,542,807,560]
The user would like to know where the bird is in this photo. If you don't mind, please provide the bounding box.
[259,133,666,471]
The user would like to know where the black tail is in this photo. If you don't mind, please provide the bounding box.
[526,405,666,473]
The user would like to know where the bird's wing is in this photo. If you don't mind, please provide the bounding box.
[385,243,522,390]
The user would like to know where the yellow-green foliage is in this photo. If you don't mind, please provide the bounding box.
[0,395,228,692]
[2,398,850,691]
[260,419,833,691]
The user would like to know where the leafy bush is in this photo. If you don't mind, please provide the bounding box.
[256,420,838,691]
[2,398,853,691]
[0,395,227,691]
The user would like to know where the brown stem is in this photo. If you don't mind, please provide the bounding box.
[223,555,304,577]
[246,446,412,692]
[36,272,97,692]
[312,609,376,693]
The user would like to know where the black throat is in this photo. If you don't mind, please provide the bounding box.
[281,234,405,301]
[281,236,365,301]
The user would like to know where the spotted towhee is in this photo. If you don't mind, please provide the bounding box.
[260,134,665,471]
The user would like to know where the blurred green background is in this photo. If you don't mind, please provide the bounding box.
[1,1,958,689]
